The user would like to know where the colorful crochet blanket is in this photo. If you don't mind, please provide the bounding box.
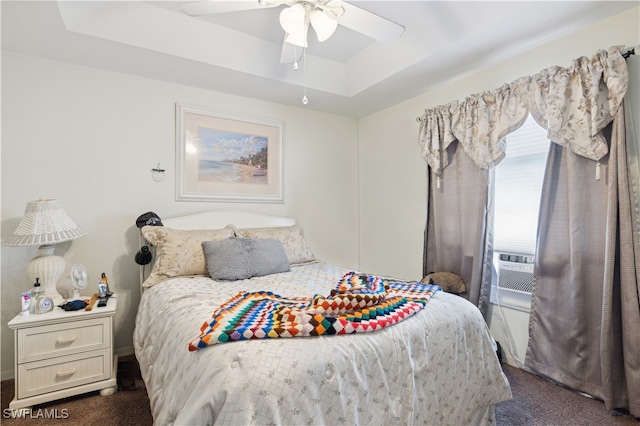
[188,271,441,351]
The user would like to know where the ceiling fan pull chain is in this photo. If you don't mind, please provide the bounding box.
[302,46,308,105]
[302,14,309,105]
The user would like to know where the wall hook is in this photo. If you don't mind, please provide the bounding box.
[151,163,166,182]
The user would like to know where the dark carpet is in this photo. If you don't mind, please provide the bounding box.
[496,364,638,425]
[1,357,637,425]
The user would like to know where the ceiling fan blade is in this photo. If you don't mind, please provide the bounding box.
[180,1,277,17]
[332,0,404,42]
[280,37,303,64]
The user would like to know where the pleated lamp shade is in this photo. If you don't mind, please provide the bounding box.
[4,199,87,246]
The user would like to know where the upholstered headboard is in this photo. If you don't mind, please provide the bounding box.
[162,210,295,230]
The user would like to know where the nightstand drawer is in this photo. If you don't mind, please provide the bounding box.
[17,317,110,363]
[17,349,112,399]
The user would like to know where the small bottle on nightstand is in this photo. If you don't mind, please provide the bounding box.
[31,278,43,298]
[30,278,43,313]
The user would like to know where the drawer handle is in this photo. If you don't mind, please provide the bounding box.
[56,336,77,344]
[57,368,76,377]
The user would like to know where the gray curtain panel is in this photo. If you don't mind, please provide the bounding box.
[424,142,492,316]
[625,55,640,240]
[525,127,612,398]
[526,53,640,415]
[617,52,639,417]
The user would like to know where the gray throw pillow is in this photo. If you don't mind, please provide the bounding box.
[202,237,290,281]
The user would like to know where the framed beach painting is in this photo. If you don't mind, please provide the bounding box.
[176,103,283,203]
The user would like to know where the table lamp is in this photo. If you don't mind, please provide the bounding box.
[4,199,87,306]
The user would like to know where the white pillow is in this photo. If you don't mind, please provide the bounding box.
[141,225,235,287]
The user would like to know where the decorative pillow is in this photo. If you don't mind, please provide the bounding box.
[141,225,235,287]
[234,225,315,265]
[202,237,290,281]
[421,272,466,294]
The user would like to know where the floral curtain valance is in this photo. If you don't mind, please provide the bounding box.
[417,46,629,175]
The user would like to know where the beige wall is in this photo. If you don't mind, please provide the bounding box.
[0,55,360,378]
[357,6,640,365]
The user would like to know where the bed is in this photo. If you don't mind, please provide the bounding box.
[133,210,511,425]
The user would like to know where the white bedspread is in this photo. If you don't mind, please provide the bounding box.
[134,262,511,425]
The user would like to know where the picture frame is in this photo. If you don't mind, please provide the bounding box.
[176,103,283,203]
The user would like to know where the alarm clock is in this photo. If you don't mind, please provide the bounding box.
[34,296,55,314]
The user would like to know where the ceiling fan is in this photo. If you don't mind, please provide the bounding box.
[179,0,405,62]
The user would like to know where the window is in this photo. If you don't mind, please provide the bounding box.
[491,114,549,312]
[493,114,550,256]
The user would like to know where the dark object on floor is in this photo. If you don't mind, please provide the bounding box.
[496,341,503,363]
[117,355,143,391]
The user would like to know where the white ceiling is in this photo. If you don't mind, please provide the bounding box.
[1,1,636,117]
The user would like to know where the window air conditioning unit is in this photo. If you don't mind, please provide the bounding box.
[497,253,534,294]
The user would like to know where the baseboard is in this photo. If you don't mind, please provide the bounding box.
[503,351,522,369]
[115,346,135,358]
[501,352,537,375]
[2,368,15,381]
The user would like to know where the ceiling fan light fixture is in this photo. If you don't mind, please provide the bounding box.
[279,4,306,35]
[309,9,337,42]
[280,6,307,47]
[280,4,309,48]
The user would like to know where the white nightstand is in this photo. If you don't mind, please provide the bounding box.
[7,295,118,410]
